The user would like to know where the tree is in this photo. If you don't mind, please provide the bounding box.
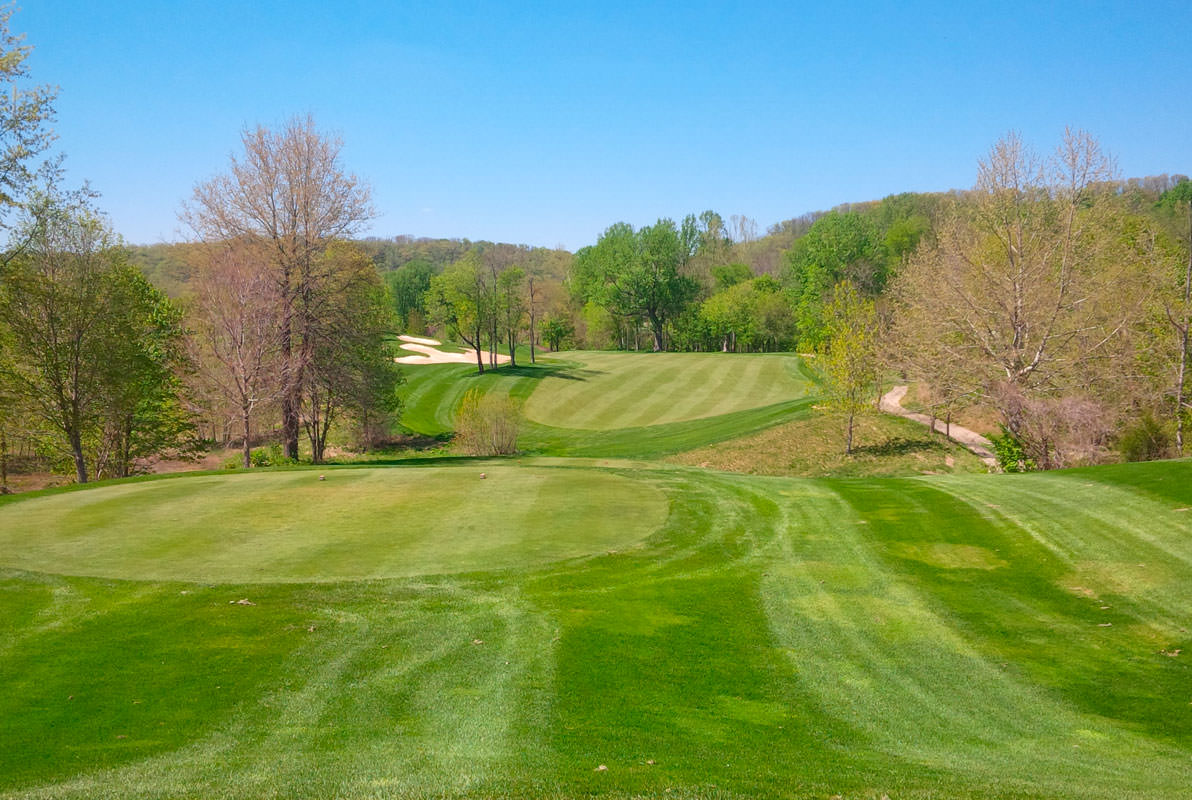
[183,115,374,460]
[785,211,883,350]
[299,242,402,463]
[188,242,284,469]
[571,220,699,351]
[539,316,573,351]
[1158,180,1192,453]
[427,250,493,374]
[0,198,189,482]
[892,130,1149,467]
[385,259,434,333]
[496,265,526,367]
[0,6,58,242]
[818,281,881,454]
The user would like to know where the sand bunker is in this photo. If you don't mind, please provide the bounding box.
[395,335,511,366]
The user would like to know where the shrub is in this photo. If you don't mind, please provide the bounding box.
[1117,413,1171,462]
[988,427,1037,473]
[454,389,521,456]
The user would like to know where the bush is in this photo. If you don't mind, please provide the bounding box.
[454,389,521,456]
[988,427,1037,473]
[1117,413,1171,462]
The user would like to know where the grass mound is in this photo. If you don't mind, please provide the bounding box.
[671,410,988,477]
[0,466,667,582]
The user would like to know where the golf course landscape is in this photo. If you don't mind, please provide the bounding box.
[1,351,1190,799]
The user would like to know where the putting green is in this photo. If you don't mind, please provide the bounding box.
[522,351,809,430]
[0,466,668,583]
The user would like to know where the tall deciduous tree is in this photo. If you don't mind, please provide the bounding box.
[427,250,493,374]
[1158,180,1192,453]
[183,115,374,459]
[299,241,401,463]
[893,130,1150,467]
[497,265,526,368]
[572,219,699,351]
[0,6,58,242]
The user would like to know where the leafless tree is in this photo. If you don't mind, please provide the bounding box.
[892,129,1153,466]
[183,115,374,459]
[188,243,284,469]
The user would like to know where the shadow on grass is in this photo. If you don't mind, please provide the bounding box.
[470,363,605,382]
[851,436,947,457]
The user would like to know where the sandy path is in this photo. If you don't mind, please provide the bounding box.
[395,335,511,366]
[880,385,999,468]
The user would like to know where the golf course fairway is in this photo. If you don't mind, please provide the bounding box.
[1,458,1190,799]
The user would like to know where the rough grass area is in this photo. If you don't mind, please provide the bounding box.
[671,409,988,477]
[1,460,1190,798]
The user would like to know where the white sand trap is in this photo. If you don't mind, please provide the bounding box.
[398,335,443,346]
[395,337,511,366]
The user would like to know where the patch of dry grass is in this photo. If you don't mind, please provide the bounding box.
[669,410,988,477]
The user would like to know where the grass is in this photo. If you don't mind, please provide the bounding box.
[671,409,988,477]
[1,459,1191,798]
[0,466,667,582]
[5,351,1190,798]
[520,351,811,430]
[395,351,818,458]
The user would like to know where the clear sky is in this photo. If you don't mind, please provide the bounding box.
[20,1,1192,249]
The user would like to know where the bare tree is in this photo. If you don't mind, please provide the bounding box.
[892,130,1150,465]
[183,115,374,459]
[189,243,284,469]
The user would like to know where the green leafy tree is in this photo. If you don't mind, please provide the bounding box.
[496,265,526,367]
[818,281,881,455]
[571,219,699,351]
[385,259,434,332]
[0,199,189,482]
[0,6,58,241]
[785,211,883,350]
[539,316,573,351]
[301,242,403,463]
[426,250,493,374]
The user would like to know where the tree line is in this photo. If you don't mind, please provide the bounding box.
[0,12,403,486]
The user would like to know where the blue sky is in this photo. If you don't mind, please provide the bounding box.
[21,1,1192,249]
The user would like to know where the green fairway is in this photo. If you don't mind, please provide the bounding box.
[396,351,817,457]
[2,459,1191,798]
[521,351,810,430]
[0,467,666,582]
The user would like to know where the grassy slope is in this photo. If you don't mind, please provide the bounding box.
[520,351,810,430]
[671,410,988,477]
[395,353,817,458]
[2,460,1191,799]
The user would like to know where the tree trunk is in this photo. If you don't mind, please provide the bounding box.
[0,424,8,490]
[70,428,87,484]
[242,407,252,469]
[649,313,664,352]
[507,329,517,368]
[846,412,855,455]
